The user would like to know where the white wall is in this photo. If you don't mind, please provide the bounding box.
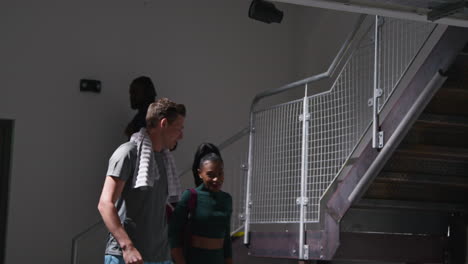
[251,5,361,108]
[0,1,359,263]
[289,6,362,102]
[292,7,360,80]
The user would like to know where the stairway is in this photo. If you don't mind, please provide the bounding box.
[367,50,468,215]
[240,25,468,264]
[340,49,468,264]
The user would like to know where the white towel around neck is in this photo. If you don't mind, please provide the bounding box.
[130,128,182,203]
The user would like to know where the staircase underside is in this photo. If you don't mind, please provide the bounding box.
[245,26,468,264]
[273,0,468,27]
[323,25,468,263]
[344,47,468,264]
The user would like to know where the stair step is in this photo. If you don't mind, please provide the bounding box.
[395,144,468,161]
[366,164,468,203]
[441,80,468,90]
[424,88,468,116]
[355,198,468,213]
[417,113,468,127]
[383,154,468,177]
[334,232,446,263]
[375,172,468,188]
[404,118,468,148]
[444,54,468,88]
[364,181,468,204]
[461,43,468,55]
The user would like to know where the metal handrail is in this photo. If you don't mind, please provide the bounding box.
[177,126,250,178]
[243,14,367,246]
[242,15,438,256]
[71,220,104,264]
[250,14,367,112]
[348,71,448,203]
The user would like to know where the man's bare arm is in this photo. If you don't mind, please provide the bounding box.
[98,176,143,264]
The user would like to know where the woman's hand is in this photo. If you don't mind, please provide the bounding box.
[171,247,186,264]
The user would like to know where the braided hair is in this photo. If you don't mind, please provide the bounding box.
[192,143,223,186]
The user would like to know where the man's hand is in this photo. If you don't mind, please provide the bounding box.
[122,244,143,264]
[99,176,141,263]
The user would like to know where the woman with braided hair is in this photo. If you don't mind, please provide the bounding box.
[169,143,233,264]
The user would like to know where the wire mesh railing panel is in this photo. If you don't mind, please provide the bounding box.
[378,18,436,112]
[305,26,375,222]
[250,100,304,223]
[220,134,249,233]
[244,16,437,230]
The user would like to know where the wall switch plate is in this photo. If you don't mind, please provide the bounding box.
[80,79,101,93]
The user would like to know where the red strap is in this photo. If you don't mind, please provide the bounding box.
[187,188,197,216]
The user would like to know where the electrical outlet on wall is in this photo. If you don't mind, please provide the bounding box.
[80,79,102,93]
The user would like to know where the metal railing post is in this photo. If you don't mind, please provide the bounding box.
[298,84,310,260]
[243,115,255,245]
[70,220,104,264]
[372,15,384,149]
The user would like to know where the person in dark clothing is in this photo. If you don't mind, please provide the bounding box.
[125,76,157,139]
[169,143,233,264]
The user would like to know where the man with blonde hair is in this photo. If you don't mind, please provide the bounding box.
[99,98,186,264]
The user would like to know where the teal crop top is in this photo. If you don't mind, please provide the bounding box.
[169,184,232,258]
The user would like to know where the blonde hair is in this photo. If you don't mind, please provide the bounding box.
[146,98,186,128]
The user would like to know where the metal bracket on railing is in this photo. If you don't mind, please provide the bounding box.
[376,88,383,97]
[378,131,384,149]
[241,164,248,171]
[377,16,385,27]
[302,244,309,260]
[239,213,245,221]
[369,88,383,107]
[296,197,309,206]
[299,113,310,121]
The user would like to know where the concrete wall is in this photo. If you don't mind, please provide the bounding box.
[0,1,359,263]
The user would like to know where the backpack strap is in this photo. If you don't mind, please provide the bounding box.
[182,188,197,258]
[187,188,197,219]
